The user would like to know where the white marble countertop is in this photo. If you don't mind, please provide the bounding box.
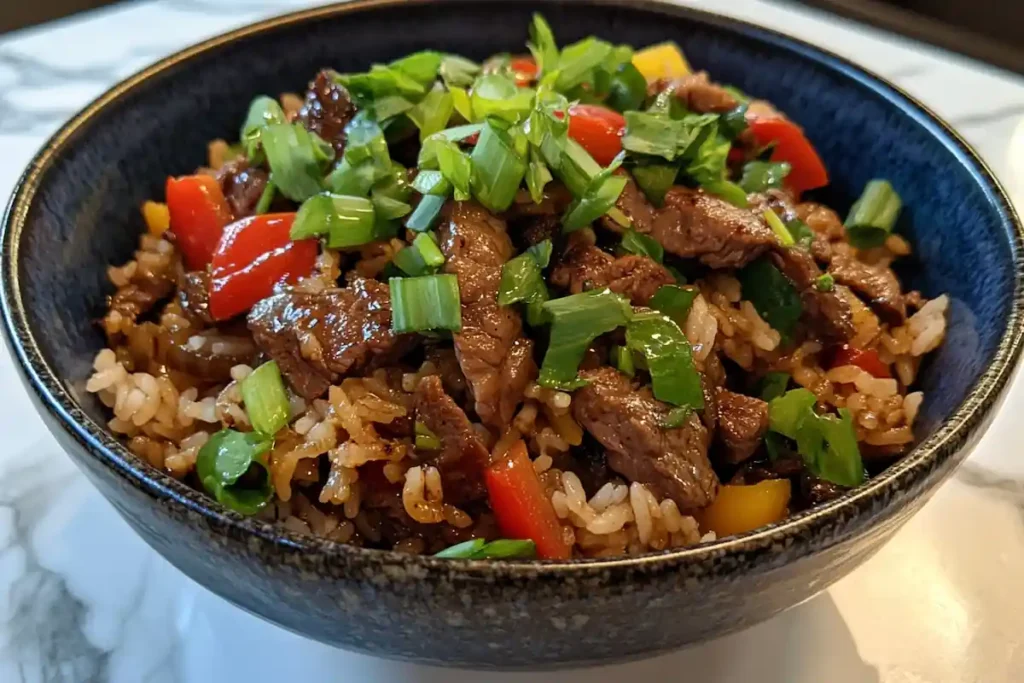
[2,1,1023,681]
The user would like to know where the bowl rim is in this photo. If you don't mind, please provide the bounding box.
[2,0,1022,578]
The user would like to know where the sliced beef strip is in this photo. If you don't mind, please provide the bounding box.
[572,367,719,510]
[550,234,674,305]
[296,69,358,157]
[178,270,214,326]
[215,159,269,220]
[105,250,178,335]
[439,201,536,427]
[414,375,490,504]
[715,389,770,464]
[605,175,779,269]
[512,214,561,250]
[165,330,259,383]
[771,246,855,342]
[828,252,906,325]
[749,191,831,262]
[650,72,739,114]
[247,277,412,399]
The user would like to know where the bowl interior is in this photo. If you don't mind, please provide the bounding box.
[6,0,1019,525]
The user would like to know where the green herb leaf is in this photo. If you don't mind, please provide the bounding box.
[648,285,698,327]
[621,111,717,162]
[845,179,902,249]
[470,74,535,123]
[631,163,678,207]
[254,180,276,215]
[415,420,442,450]
[527,13,559,76]
[719,103,749,139]
[196,429,274,515]
[471,120,528,213]
[562,166,628,233]
[439,55,481,89]
[555,37,613,92]
[626,309,704,409]
[702,179,749,208]
[240,361,291,436]
[618,229,664,263]
[604,62,647,113]
[768,389,864,487]
[538,289,633,390]
[611,344,635,377]
[498,241,551,307]
[408,87,455,141]
[240,95,287,163]
[684,132,731,186]
[739,160,791,193]
[758,371,791,402]
[738,257,802,342]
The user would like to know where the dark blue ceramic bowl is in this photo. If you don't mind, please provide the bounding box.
[2,0,1022,668]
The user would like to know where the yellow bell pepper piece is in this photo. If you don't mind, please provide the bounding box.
[698,480,791,537]
[632,42,691,82]
[141,201,170,236]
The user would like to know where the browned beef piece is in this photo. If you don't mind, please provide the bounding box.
[715,389,770,464]
[771,247,855,342]
[439,202,536,427]
[414,375,490,504]
[572,367,719,510]
[105,251,177,334]
[828,253,906,325]
[796,202,845,241]
[178,271,214,326]
[650,72,739,113]
[507,184,574,219]
[515,215,561,249]
[165,330,259,383]
[748,191,832,261]
[215,159,269,219]
[607,175,778,269]
[550,235,674,305]
[296,70,357,157]
[247,278,412,399]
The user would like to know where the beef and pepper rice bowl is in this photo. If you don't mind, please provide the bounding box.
[85,15,947,561]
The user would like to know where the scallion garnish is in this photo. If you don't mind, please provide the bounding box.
[291,193,379,247]
[260,123,334,202]
[844,179,901,248]
[470,120,528,213]
[702,179,749,208]
[538,289,633,390]
[661,406,691,429]
[631,164,678,207]
[470,74,535,123]
[196,429,274,515]
[406,194,447,232]
[758,372,790,402]
[562,163,628,233]
[240,95,287,163]
[394,232,444,277]
[554,37,613,92]
[815,273,835,292]
[527,13,559,76]
[768,388,864,487]
[738,257,802,342]
[719,102,749,140]
[611,344,635,377]
[625,309,704,410]
[434,538,537,559]
[604,62,647,113]
[618,229,664,263]
[439,54,481,89]
[408,86,455,141]
[390,274,463,334]
[414,421,442,450]
[621,111,717,161]
[648,284,698,327]
[684,132,731,186]
[763,208,795,247]
[240,361,291,436]
[254,180,276,215]
[435,141,473,201]
[739,160,791,193]
[498,240,551,308]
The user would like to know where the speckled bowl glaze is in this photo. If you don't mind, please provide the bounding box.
[2,0,1022,668]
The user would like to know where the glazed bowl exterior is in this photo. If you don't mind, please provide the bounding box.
[2,0,1021,668]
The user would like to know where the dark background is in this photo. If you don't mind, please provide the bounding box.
[3,0,1024,74]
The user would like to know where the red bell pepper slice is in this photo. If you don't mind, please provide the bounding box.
[745,117,829,195]
[165,175,233,270]
[208,213,317,321]
[509,56,539,87]
[566,104,626,167]
[829,344,891,379]
[485,440,571,560]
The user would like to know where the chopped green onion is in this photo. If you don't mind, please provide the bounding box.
[618,229,664,263]
[450,86,473,121]
[414,232,445,267]
[625,309,703,409]
[390,50,443,87]
[439,55,481,89]
[844,179,902,248]
[406,194,447,233]
[390,274,462,334]
[408,87,455,141]
[611,344,635,377]
[371,194,412,221]
[763,208,794,247]
[542,136,602,197]
[555,37,613,91]
[604,62,647,113]
[434,538,537,559]
[470,74,535,123]
[648,285,698,327]
[291,193,379,247]
[527,13,559,76]
[738,257,802,342]
[240,95,287,162]
[739,160,791,193]
[621,111,717,162]
[260,123,333,202]
[562,167,628,233]
[471,120,527,213]
[344,113,391,172]
[325,158,377,197]
[498,243,550,307]
[538,289,633,390]
[196,429,274,515]
[240,361,291,436]
[254,180,276,215]
[702,179,749,208]
[661,406,692,429]
[435,141,473,201]
[815,273,835,292]
[526,239,553,268]
[525,147,553,204]
[411,170,450,195]
[719,103,749,140]
[787,218,815,248]
[336,63,427,103]
[373,95,416,121]
[758,371,790,402]
[768,388,864,487]
[414,421,442,450]
[631,164,678,207]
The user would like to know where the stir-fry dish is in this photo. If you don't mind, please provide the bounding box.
[86,15,948,560]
